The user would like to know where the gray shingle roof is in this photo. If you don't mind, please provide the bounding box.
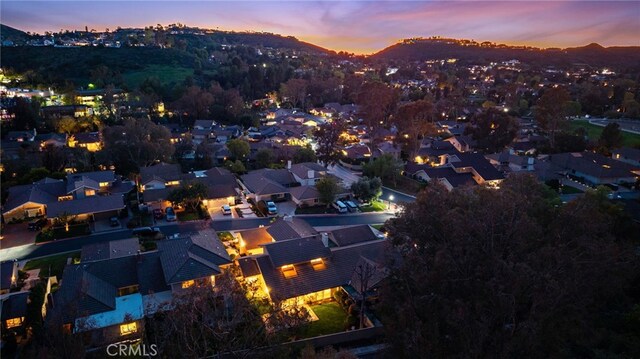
[238,257,261,277]
[329,225,379,247]
[289,185,319,201]
[262,236,331,267]
[257,239,392,300]
[46,194,125,218]
[289,162,327,180]
[550,152,639,180]
[1,292,30,321]
[140,163,183,185]
[2,180,65,214]
[81,238,141,262]
[157,231,231,284]
[450,152,505,181]
[266,217,318,242]
[67,171,115,185]
[241,169,297,194]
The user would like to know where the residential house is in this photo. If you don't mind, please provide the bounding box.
[612,147,640,167]
[0,261,19,295]
[51,230,231,348]
[193,167,241,208]
[35,133,67,149]
[445,134,476,153]
[68,132,102,152]
[342,144,372,162]
[415,140,459,165]
[376,141,401,160]
[2,171,131,223]
[1,292,29,332]
[240,168,297,202]
[289,162,328,186]
[444,152,505,187]
[549,152,639,186]
[405,164,477,191]
[41,105,89,119]
[486,150,535,173]
[80,238,141,262]
[239,231,393,304]
[140,163,194,209]
[6,129,36,142]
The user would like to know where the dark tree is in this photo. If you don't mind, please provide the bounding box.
[255,148,275,169]
[395,99,437,157]
[599,122,624,151]
[379,174,639,358]
[350,176,382,203]
[314,118,346,166]
[357,81,400,133]
[466,108,519,153]
[293,145,317,164]
[535,87,571,148]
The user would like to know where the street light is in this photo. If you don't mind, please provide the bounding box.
[388,195,394,209]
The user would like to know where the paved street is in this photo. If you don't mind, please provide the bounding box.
[0,213,394,262]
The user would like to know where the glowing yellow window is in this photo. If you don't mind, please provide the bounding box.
[281,265,297,278]
[119,322,137,336]
[310,258,326,271]
[181,280,195,289]
[99,182,110,187]
[6,317,23,328]
[84,189,96,196]
[165,180,180,186]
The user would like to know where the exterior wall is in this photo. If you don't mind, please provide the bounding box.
[282,287,337,306]
[3,202,46,222]
[82,319,144,348]
[255,192,287,203]
[293,197,320,207]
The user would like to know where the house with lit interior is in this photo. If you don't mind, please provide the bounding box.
[237,218,393,305]
[50,230,231,348]
[2,171,132,223]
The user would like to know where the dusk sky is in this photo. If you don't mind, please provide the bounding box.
[2,1,639,54]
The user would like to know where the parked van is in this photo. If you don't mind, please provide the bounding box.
[332,201,348,213]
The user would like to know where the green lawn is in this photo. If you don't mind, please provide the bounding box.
[568,120,640,147]
[123,65,194,88]
[23,251,81,279]
[36,223,91,243]
[371,224,385,231]
[360,200,386,212]
[298,302,348,338]
[177,211,200,221]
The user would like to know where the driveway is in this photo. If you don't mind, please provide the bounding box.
[1,223,38,249]
[276,201,297,216]
[92,218,122,233]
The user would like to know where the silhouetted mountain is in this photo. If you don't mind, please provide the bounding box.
[371,38,640,68]
[0,24,30,43]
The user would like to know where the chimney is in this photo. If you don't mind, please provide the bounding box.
[308,170,314,179]
[287,160,292,169]
[283,215,293,222]
[321,233,329,247]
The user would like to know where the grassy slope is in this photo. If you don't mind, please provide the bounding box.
[123,64,194,88]
[23,251,81,279]
[568,120,640,147]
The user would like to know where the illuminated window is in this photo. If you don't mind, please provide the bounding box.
[6,317,23,328]
[310,258,326,271]
[84,189,96,196]
[165,180,180,186]
[281,265,297,278]
[58,195,73,201]
[181,280,195,289]
[117,285,139,296]
[99,182,110,187]
[119,322,137,336]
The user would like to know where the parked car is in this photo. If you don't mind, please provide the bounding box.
[28,218,47,231]
[345,200,359,212]
[152,208,164,220]
[266,201,278,215]
[221,205,232,215]
[332,201,348,213]
[109,216,120,227]
[165,207,176,221]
